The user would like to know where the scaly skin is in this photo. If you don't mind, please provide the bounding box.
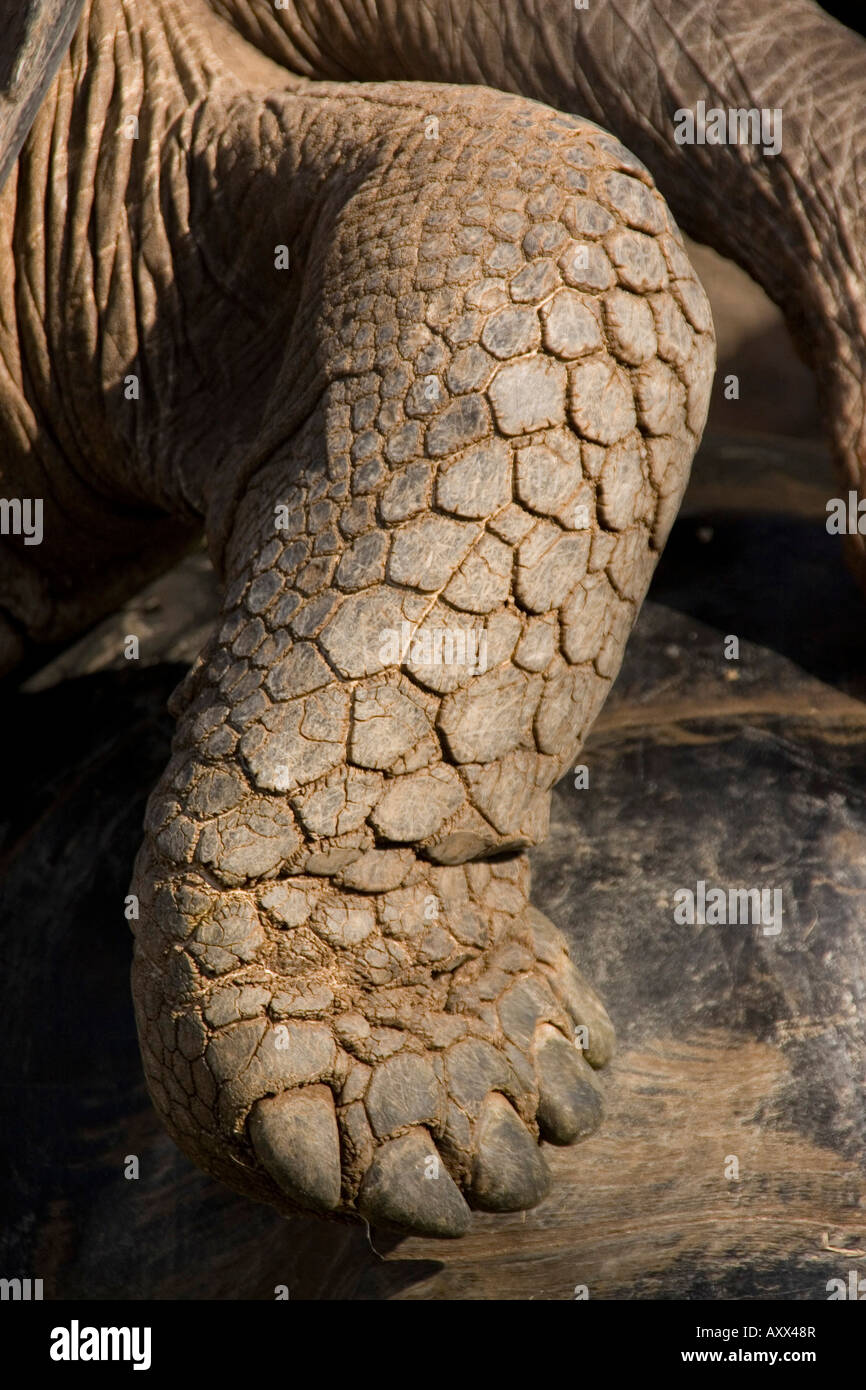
[131,68,714,1232]
[210,0,866,584]
[2,0,718,1233]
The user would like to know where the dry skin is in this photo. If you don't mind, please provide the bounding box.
[12,0,858,1240]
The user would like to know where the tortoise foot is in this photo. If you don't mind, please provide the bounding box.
[131,843,612,1237]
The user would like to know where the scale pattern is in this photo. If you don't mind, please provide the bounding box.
[130,89,714,1234]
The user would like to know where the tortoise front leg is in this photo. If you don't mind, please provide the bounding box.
[130,81,714,1235]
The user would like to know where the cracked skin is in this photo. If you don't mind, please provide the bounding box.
[2,0,860,1237]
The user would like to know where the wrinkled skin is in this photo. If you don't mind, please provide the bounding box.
[0,0,859,1235]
